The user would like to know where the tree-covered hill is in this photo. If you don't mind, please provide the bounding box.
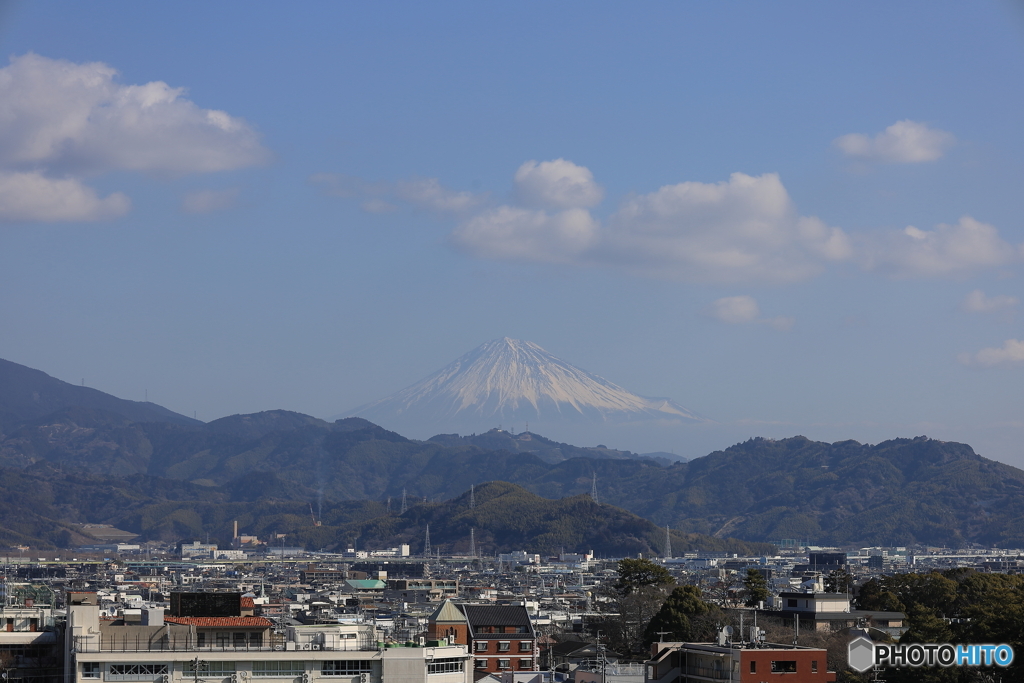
[1,377,1023,548]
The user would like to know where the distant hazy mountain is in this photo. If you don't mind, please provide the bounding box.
[429,428,684,466]
[343,338,706,434]
[0,357,200,432]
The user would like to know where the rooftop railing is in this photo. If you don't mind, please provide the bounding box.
[72,634,378,653]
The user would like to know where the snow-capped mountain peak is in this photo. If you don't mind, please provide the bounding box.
[344,337,705,428]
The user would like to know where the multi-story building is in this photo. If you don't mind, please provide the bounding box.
[646,640,836,683]
[0,600,62,683]
[66,592,470,683]
[427,602,535,680]
[384,580,459,604]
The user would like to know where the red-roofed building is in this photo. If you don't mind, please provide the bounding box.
[162,616,272,648]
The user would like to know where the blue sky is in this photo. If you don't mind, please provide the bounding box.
[1,1,1023,463]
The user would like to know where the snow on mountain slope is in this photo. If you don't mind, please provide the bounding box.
[344,338,707,427]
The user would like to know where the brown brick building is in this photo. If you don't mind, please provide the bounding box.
[428,601,536,679]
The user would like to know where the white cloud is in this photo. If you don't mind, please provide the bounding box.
[513,158,603,209]
[861,216,1021,278]
[0,53,268,175]
[181,188,239,214]
[962,289,1018,313]
[600,172,852,282]
[0,171,129,221]
[834,120,954,163]
[0,53,268,222]
[960,339,1024,367]
[451,206,598,263]
[705,295,793,330]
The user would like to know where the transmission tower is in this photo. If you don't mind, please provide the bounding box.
[424,524,431,558]
[470,484,475,509]
[590,473,599,504]
[664,525,672,559]
[469,528,476,558]
[401,488,407,514]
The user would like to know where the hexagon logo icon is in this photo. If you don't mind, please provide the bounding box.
[848,636,875,672]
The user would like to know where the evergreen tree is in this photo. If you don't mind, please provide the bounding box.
[743,568,769,607]
[616,558,674,594]
[643,585,718,645]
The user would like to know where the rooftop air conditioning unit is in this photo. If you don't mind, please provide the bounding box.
[311,644,321,651]
[302,643,311,650]
[274,645,284,651]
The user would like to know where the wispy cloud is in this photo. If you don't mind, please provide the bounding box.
[962,289,1018,313]
[834,120,954,163]
[959,339,1024,368]
[181,188,240,214]
[309,173,485,215]
[704,295,793,330]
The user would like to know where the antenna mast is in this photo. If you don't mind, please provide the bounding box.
[665,525,672,559]
[470,484,475,509]
[469,528,476,558]
[424,524,431,558]
[401,488,407,514]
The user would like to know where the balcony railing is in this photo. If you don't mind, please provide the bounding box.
[683,664,730,680]
[72,634,378,653]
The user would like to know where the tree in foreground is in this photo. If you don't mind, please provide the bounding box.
[643,585,719,646]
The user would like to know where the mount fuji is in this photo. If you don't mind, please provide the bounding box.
[342,338,707,437]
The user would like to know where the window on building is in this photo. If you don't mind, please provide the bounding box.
[107,664,170,681]
[183,662,235,677]
[251,662,307,677]
[812,660,818,673]
[216,633,230,647]
[82,663,101,679]
[233,633,247,647]
[787,599,798,608]
[321,661,372,677]
[498,642,510,652]
[427,658,464,675]
[518,659,533,670]
[771,661,797,673]
[197,633,206,647]
[749,661,756,674]
[474,642,488,652]
[497,660,511,670]
[518,642,531,652]
[475,660,487,669]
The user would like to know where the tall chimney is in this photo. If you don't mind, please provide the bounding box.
[233,520,238,539]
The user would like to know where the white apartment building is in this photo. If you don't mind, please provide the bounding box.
[65,598,469,683]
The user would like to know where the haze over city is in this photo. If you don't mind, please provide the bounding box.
[1,2,1023,464]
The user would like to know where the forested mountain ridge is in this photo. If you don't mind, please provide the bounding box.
[2,356,1023,548]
